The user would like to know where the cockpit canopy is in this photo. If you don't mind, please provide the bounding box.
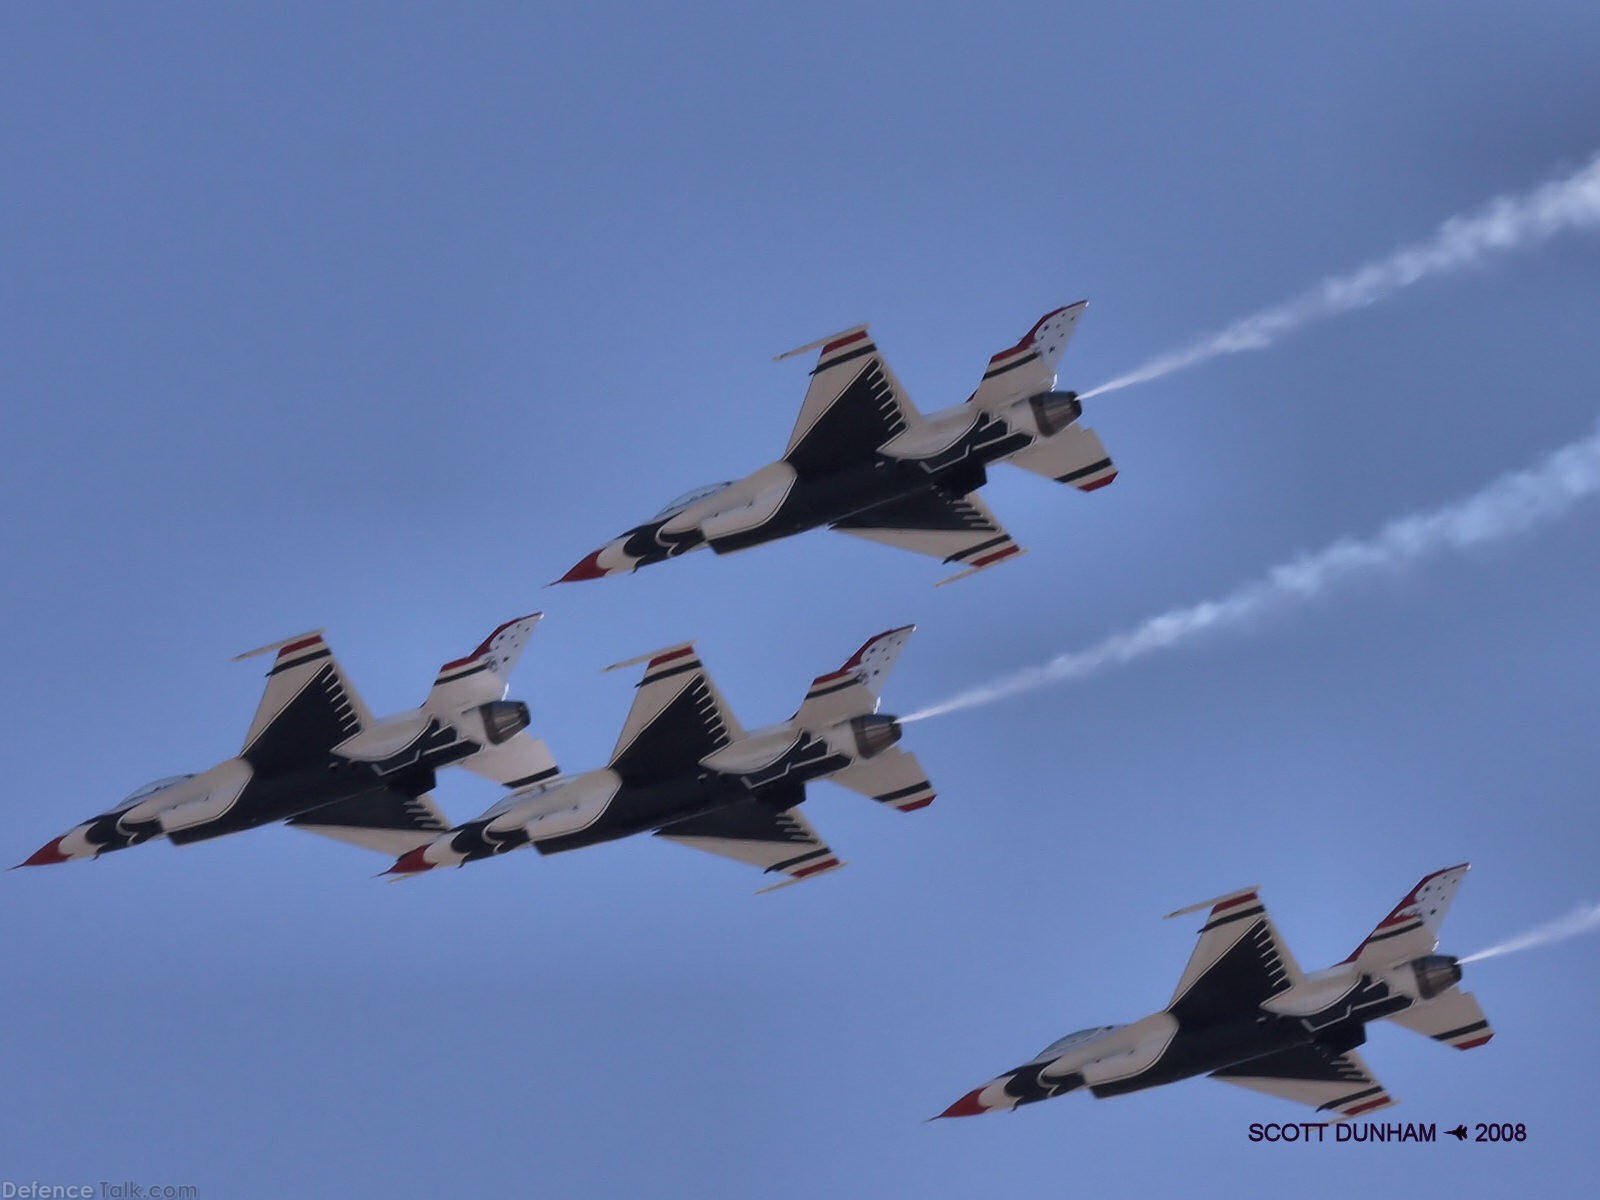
[653,481,733,520]
[1036,1025,1123,1060]
[117,774,195,810]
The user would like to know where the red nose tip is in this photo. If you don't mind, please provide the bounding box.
[554,548,608,584]
[18,836,71,868]
[383,847,435,876]
[935,1087,989,1119]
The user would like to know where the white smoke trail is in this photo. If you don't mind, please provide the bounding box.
[1459,901,1600,965]
[1080,152,1600,400]
[904,419,1600,723]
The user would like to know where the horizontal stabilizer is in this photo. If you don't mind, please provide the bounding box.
[1006,424,1117,492]
[1385,988,1493,1050]
[827,746,935,812]
[459,732,561,790]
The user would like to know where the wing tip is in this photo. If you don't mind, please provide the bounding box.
[1166,886,1261,920]
[604,642,698,674]
[232,629,326,662]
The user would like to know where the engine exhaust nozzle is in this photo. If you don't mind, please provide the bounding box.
[476,699,532,745]
[1409,954,1463,1001]
[1027,390,1083,438]
[847,713,903,759]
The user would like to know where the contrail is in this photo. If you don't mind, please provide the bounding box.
[1460,901,1600,965]
[1080,152,1600,401]
[904,419,1600,723]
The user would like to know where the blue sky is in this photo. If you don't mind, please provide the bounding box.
[4,2,1598,1195]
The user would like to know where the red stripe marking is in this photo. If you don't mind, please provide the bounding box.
[822,330,869,355]
[791,858,839,879]
[1454,1035,1493,1049]
[896,796,934,812]
[1344,1098,1391,1117]
[649,646,695,669]
[971,545,1022,569]
[1078,471,1118,492]
[1211,892,1258,914]
[276,635,323,658]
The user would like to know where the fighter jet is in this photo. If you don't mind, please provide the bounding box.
[558,303,1116,587]
[939,865,1493,1119]
[383,626,935,890]
[19,615,558,867]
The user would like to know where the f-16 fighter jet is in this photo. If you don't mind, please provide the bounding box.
[939,865,1493,1119]
[558,303,1116,587]
[19,616,558,867]
[383,626,934,890]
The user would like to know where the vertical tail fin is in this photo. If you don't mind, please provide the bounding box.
[1344,864,1471,969]
[426,613,542,715]
[793,626,914,728]
[428,613,559,790]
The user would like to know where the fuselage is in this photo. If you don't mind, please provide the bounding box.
[952,955,1463,1115]
[391,712,902,873]
[35,718,499,863]
[564,391,1081,579]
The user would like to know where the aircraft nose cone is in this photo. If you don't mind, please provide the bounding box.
[383,847,435,876]
[17,836,72,868]
[935,1087,990,1119]
[554,547,610,584]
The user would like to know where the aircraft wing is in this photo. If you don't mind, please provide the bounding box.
[606,644,743,785]
[1210,1045,1396,1118]
[285,788,451,857]
[654,799,843,892]
[237,633,373,775]
[780,328,923,477]
[1166,889,1304,1026]
[831,490,1022,585]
